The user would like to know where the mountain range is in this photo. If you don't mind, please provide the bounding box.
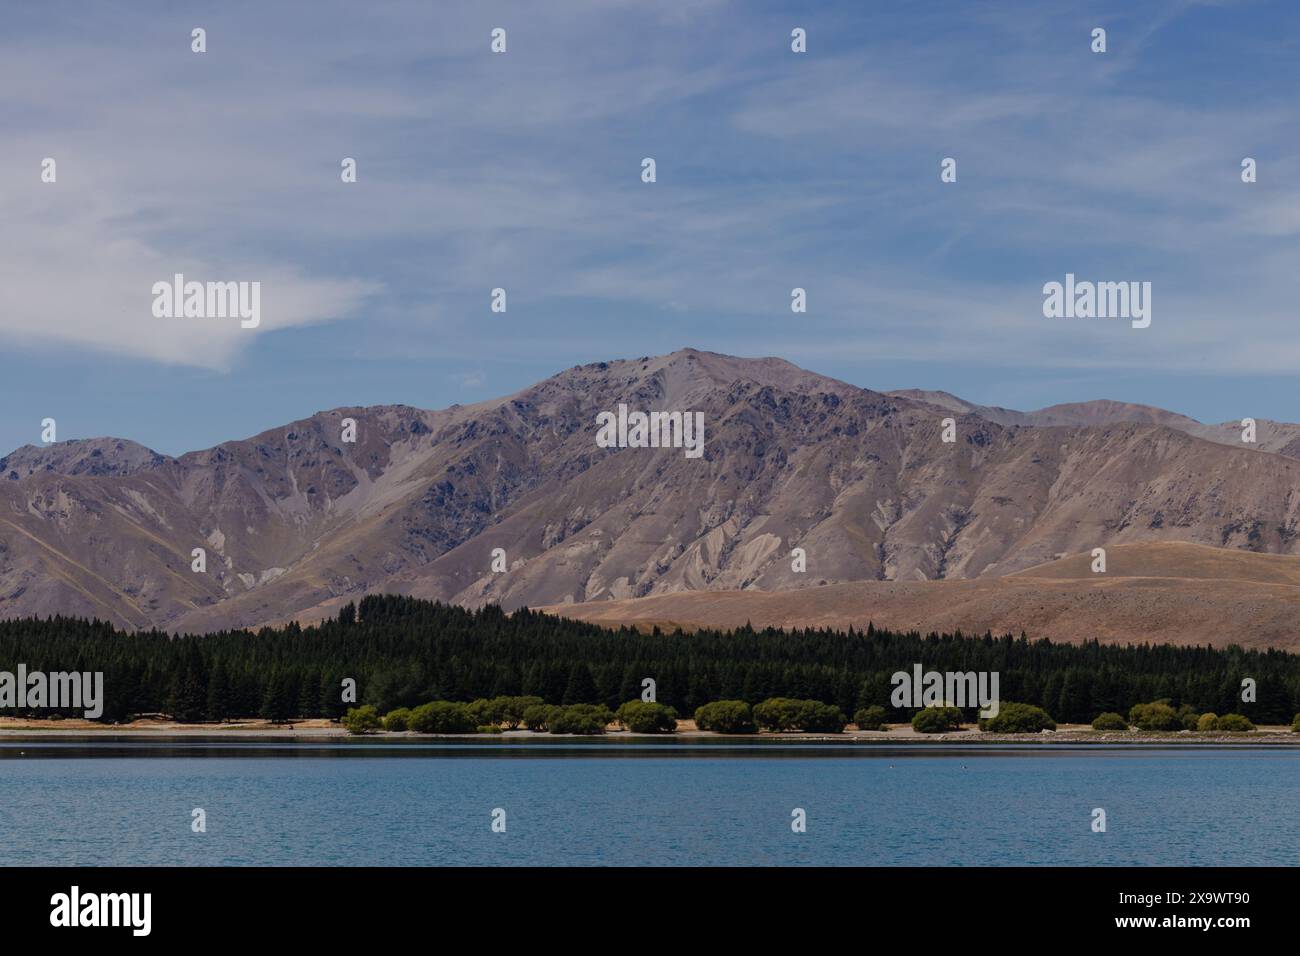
[3,348,1299,644]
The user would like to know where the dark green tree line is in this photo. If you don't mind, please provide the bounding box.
[0,594,1297,724]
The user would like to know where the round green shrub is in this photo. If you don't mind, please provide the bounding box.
[1128,701,1182,731]
[911,706,963,733]
[1091,712,1128,731]
[753,698,803,732]
[408,701,476,734]
[548,704,613,735]
[694,700,756,734]
[798,701,847,733]
[753,697,846,733]
[382,706,412,732]
[342,705,382,735]
[1211,713,1255,733]
[1196,712,1218,732]
[615,700,678,733]
[522,704,557,732]
[465,698,504,727]
[854,705,889,731]
[1292,713,1300,733]
[496,696,545,730]
[979,702,1056,733]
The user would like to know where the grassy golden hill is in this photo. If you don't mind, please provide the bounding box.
[538,542,1300,650]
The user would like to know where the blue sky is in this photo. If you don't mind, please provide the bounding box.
[2,0,1298,456]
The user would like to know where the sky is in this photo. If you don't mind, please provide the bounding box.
[1,0,1298,456]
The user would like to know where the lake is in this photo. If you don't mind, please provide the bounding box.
[0,739,1294,866]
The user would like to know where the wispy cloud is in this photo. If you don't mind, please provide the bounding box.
[0,0,1297,447]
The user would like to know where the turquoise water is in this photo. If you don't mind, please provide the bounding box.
[0,741,1295,866]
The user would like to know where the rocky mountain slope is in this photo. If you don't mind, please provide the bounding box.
[3,348,1299,635]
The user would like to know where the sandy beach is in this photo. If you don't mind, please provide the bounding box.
[1,715,1298,744]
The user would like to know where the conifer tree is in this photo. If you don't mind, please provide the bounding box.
[562,663,598,704]
[206,661,232,722]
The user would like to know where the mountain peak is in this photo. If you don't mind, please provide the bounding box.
[1026,400,1203,429]
[543,349,864,410]
[0,437,169,480]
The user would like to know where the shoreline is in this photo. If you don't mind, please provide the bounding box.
[1,717,1298,745]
